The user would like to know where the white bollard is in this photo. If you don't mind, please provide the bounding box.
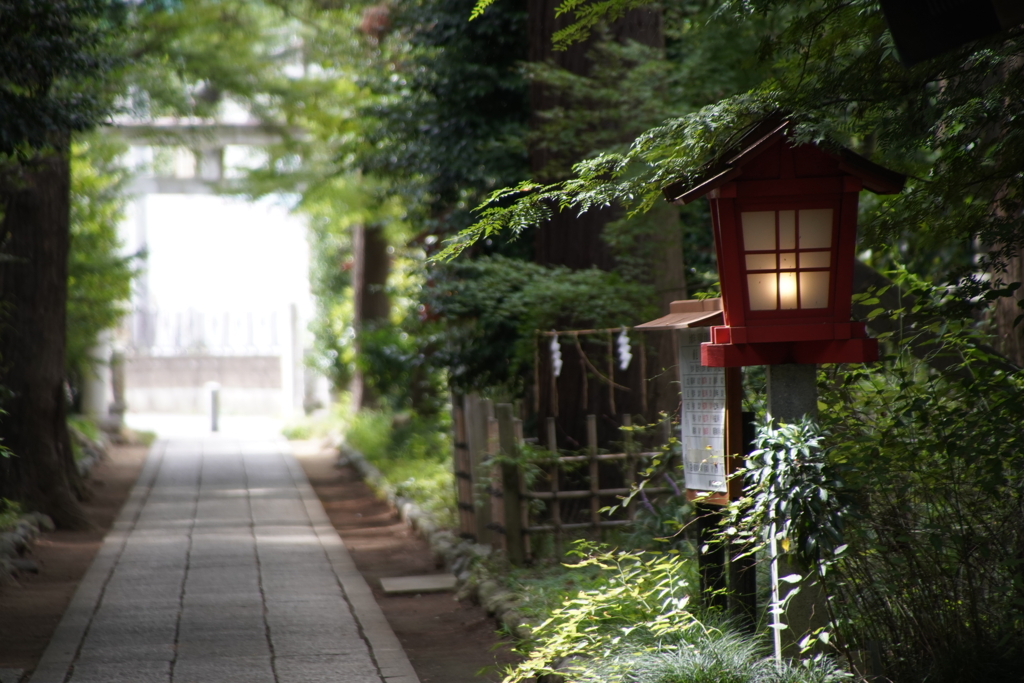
[205,381,221,433]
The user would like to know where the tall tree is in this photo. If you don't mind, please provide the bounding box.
[529,3,663,271]
[0,152,83,525]
[0,0,127,526]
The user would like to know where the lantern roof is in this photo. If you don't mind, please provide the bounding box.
[662,116,906,205]
[636,298,723,330]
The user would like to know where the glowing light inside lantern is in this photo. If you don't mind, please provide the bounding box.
[779,272,798,309]
[741,209,834,311]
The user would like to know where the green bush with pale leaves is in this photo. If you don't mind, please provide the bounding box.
[505,543,848,683]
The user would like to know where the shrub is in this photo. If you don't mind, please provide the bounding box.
[812,279,1024,683]
[66,134,138,407]
[578,633,848,683]
[504,543,848,683]
[0,498,21,532]
[345,408,455,526]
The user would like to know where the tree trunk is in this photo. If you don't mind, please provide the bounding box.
[0,150,89,529]
[649,201,687,416]
[350,222,391,410]
[528,0,662,269]
[529,3,680,434]
[993,250,1024,366]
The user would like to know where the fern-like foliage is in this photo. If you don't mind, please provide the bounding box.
[447,0,1024,289]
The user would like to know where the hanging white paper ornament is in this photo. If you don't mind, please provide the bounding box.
[550,333,563,377]
[617,327,632,371]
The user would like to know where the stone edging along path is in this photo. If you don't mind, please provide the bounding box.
[0,513,55,585]
[337,441,534,641]
[0,427,107,587]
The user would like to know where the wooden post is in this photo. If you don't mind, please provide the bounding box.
[497,403,525,566]
[587,414,600,535]
[694,365,740,616]
[697,504,728,611]
[451,394,476,539]
[464,394,492,544]
[623,414,636,521]
[766,364,828,660]
[729,411,758,632]
[485,400,500,549]
[514,417,531,561]
[547,417,562,558]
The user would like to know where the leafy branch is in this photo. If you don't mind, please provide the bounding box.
[434,93,782,262]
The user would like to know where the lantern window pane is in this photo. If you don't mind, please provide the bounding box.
[746,253,776,271]
[741,211,776,251]
[799,251,831,268]
[799,209,833,249]
[779,272,798,309]
[748,273,777,310]
[779,210,796,249]
[779,252,797,270]
[800,271,830,308]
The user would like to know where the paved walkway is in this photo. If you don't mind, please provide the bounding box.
[30,437,419,683]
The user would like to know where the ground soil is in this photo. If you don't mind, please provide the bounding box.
[0,443,149,673]
[0,439,518,683]
[293,441,519,683]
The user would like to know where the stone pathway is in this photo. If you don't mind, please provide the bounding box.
[30,437,419,683]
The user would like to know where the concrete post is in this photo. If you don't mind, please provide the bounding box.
[207,381,221,432]
[765,364,829,658]
[766,364,818,421]
[108,349,127,430]
[290,303,304,415]
[280,303,303,418]
[81,332,113,420]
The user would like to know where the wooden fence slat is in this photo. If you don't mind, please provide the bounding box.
[527,520,633,533]
[587,415,599,533]
[451,399,476,539]
[547,417,562,557]
[554,451,661,463]
[497,404,525,566]
[461,400,679,559]
[485,401,500,549]
[464,394,492,544]
[522,487,673,500]
[514,416,531,561]
[624,414,637,522]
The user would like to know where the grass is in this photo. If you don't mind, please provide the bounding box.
[576,633,851,683]
[131,429,158,446]
[281,407,342,441]
[68,414,101,442]
[494,555,619,622]
[0,498,22,532]
[279,400,457,527]
[67,414,101,462]
[346,409,455,528]
[496,543,849,683]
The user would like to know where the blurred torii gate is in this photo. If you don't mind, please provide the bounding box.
[81,119,322,422]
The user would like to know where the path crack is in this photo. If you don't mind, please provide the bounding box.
[279,445,389,683]
[243,445,281,683]
[168,444,203,683]
[61,441,169,683]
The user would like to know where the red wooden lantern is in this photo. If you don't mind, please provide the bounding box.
[663,119,906,367]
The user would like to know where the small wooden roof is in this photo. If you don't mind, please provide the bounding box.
[636,298,723,330]
[662,117,906,205]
